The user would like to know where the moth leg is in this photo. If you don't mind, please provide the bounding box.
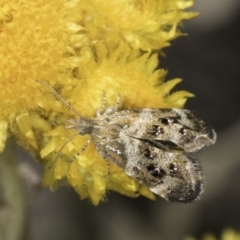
[70,138,92,162]
[97,92,107,117]
[104,94,121,114]
[106,160,111,176]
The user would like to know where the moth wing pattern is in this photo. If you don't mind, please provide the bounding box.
[121,108,216,153]
[88,108,207,203]
[119,134,204,203]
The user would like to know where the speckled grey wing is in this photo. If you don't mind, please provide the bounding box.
[122,108,216,153]
[87,108,208,202]
[120,133,204,203]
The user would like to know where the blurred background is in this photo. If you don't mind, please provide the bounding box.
[11,0,240,239]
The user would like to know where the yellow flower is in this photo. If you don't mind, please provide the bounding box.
[1,0,196,205]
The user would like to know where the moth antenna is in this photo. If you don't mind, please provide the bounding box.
[36,80,81,118]
[48,132,80,169]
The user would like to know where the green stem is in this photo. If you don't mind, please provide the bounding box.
[0,138,27,240]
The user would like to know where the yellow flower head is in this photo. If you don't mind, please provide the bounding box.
[1,0,196,205]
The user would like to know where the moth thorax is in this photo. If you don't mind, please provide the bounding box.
[70,117,94,135]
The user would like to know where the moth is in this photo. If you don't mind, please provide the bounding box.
[37,80,216,203]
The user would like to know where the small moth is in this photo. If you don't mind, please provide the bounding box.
[37,80,216,203]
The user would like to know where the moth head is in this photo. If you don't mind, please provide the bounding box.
[65,117,94,135]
